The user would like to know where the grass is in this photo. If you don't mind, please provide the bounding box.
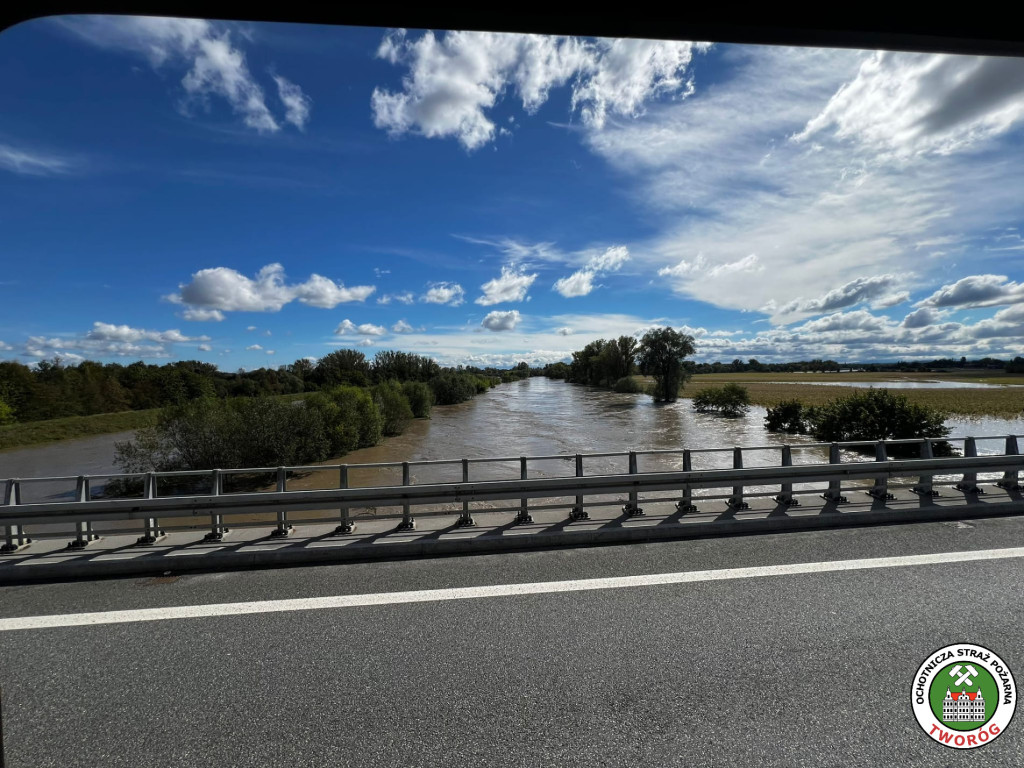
[0,409,160,452]
[681,373,1024,418]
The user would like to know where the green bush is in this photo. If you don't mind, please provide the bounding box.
[429,372,477,405]
[0,397,15,425]
[612,376,642,394]
[372,380,414,436]
[764,400,808,433]
[804,388,953,456]
[402,381,433,418]
[692,383,750,417]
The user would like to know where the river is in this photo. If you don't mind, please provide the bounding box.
[3,377,1024,506]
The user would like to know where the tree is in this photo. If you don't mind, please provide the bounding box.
[637,327,696,402]
[692,383,750,417]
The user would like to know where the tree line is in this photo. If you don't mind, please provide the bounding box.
[0,351,532,425]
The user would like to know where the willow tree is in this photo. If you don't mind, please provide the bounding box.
[638,327,696,402]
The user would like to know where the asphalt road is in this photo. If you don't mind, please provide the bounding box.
[1,517,1023,767]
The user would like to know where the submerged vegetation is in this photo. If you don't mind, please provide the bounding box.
[692,384,751,417]
[764,389,954,456]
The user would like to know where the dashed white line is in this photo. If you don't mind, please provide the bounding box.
[3,546,1023,632]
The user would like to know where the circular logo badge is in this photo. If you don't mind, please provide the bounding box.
[912,643,1016,749]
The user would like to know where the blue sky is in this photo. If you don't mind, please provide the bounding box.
[2,16,1024,369]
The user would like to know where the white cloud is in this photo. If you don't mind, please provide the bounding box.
[776,274,905,319]
[553,271,595,298]
[246,325,257,331]
[371,29,703,149]
[180,307,225,322]
[86,322,208,344]
[335,320,387,336]
[265,349,275,355]
[796,52,1024,158]
[476,265,538,305]
[553,245,630,298]
[170,263,374,313]
[378,291,415,305]
[197,343,212,351]
[901,307,943,328]
[658,253,762,280]
[915,274,1024,309]
[357,338,376,347]
[246,344,263,351]
[0,143,72,176]
[59,15,309,133]
[0,341,12,351]
[392,320,414,333]
[556,327,573,336]
[273,74,312,129]
[481,310,522,331]
[421,282,466,306]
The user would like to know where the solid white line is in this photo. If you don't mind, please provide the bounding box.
[3,546,1024,632]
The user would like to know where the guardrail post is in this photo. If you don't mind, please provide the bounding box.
[203,469,227,541]
[1,479,30,553]
[569,454,589,520]
[727,448,749,510]
[137,472,165,545]
[955,437,983,494]
[514,457,533,524]
[622,451,644,516]
[821,443,848,503]
[997,436,1021,491]
[774,445,799,506]
[396,462,415,530]
[866,442,894,500]
[334,465,354,534]
[455,459,476,527]
[912,440,939,497]
[68,476,99,549]
[676,450,696,513]
[270,467,293,538]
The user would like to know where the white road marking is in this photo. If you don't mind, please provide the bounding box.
[3,546,1024,632]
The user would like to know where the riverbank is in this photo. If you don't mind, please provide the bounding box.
[0,409,159,453]
[681,373,1024,418]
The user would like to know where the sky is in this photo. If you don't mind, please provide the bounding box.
[1,16,1024,370]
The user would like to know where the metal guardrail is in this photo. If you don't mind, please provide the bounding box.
[1,435,1022,552]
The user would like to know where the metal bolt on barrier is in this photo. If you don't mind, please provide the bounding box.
[955,437,983,494]
[727,448,749,510]
[774,445,799,506]
[396,462,416,531]
[676,450,697,513]
[622,451,645,517]
[568,454,589,520]
[454,459,476,527]
[514,457,534,524]
[334,465,355,534]
[821,443,848,504]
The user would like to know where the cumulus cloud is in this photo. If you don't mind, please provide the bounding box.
[334,320,387,336]
[169,263,374,313]
[476,265,538,305]
[59,15,309,133]
[372,29,704,149]
[0,143,72,176]
[272,74,312,129]
[901,307,943,328]
[246,344,263,351]
[421,282,466,306]
[391,319,414,333]
[556,327,573,336]
[197,343,212,351]
[481,309,522,331]
[796,52,1024,157]
[180,307,225,322]
[796,309,891,333]
[553,245,630,298]
[915,274,1024,309]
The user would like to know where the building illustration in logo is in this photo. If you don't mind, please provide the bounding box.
[942,688,986,722]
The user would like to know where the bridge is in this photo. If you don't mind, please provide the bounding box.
[2,436,1024,765]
